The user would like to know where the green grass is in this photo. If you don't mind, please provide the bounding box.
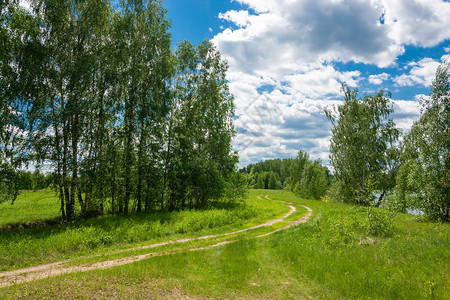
[1,189,449,299]
[0,189,288,271]
[0,190,64,226]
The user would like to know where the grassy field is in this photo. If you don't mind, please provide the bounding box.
[0,189,289,271]
[1,189,449,299]
[0,190,65,226]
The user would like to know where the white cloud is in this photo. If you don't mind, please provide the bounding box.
[214,0,422,73]
[382,0,450,48]
[391,100,421,131]
[393,56,448,86]
[368,73,390,85]
[414,94,430,102]
[285,66,360,99]
[218,10,251,27]
[19,0,32,12]
[215,0,450,74]
[233,87,341,167]
[233,86,421,167]
[213,0,450,166]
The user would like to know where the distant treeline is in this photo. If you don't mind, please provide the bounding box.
[239,152,333,200]
[15,171,52,191]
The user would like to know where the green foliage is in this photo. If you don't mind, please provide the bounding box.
[328,215,361,247]
[15,170,52,190]
[395,60,450,221]
[1,0,241,218]
[288,151,330,200]
[366,207,394,237]
[326,85,401,206]
[165,40,239,210]
[223,172,249,203]
[268,172,277,190]
[0,163,18,204]
[242,152,331,197]
[295,160,329,200]
[326,206,394,249]
[0,2,40,204]
[240,158,295,188]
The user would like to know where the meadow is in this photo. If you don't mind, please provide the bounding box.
[1,189,449,299]
[0,189,289,271]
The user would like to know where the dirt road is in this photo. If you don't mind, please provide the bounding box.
[0,195,312,288]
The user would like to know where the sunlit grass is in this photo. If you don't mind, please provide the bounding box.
[0,190,63,226]
[0,189,288,271]
[2,190,448,299]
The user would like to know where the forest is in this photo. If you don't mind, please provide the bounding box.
[239,154,333,200]
[1,0,449,224]
[325,70,449,221]
[0,0,247,221]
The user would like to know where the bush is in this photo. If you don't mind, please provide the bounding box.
[328,216,362,247]
[366,207,394,237]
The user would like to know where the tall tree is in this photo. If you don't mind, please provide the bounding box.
[113,0,173,214]
[27,0,111,220]
[1,1,46,203]
[296,160,329,200]
[165,40,237,210]
[326,85,400,205]
[397,60,449,220]
[287,151,309,190]
[2,0,242,217]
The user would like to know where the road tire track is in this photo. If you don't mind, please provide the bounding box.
[0,195,312,288]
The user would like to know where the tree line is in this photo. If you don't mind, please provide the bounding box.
[326,61,449,221]
[15,170,52,190]
[0,0,244,220]
[239,153,333,200]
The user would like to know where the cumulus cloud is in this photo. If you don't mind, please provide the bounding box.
[233,86,421,166]
[234,88,340,166]
[391,100,421,132]
[18,0,32,12]
[214,0,448,74]
[382,0,450,48]
[369,73,390,85]
[218,10,251,27]
[212,0,450,166]
[285,66,360,99]
[214,0,450,74]
[394,55,449,87]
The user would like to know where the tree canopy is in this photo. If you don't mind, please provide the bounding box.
[326,85,401,206]
[0,0,242,218]
[394,60,449,221]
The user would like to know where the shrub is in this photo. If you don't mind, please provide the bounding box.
[366,207,394,237]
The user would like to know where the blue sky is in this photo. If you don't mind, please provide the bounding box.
[167,0,450,167]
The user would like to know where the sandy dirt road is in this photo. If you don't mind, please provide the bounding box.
[0,195,312,288]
